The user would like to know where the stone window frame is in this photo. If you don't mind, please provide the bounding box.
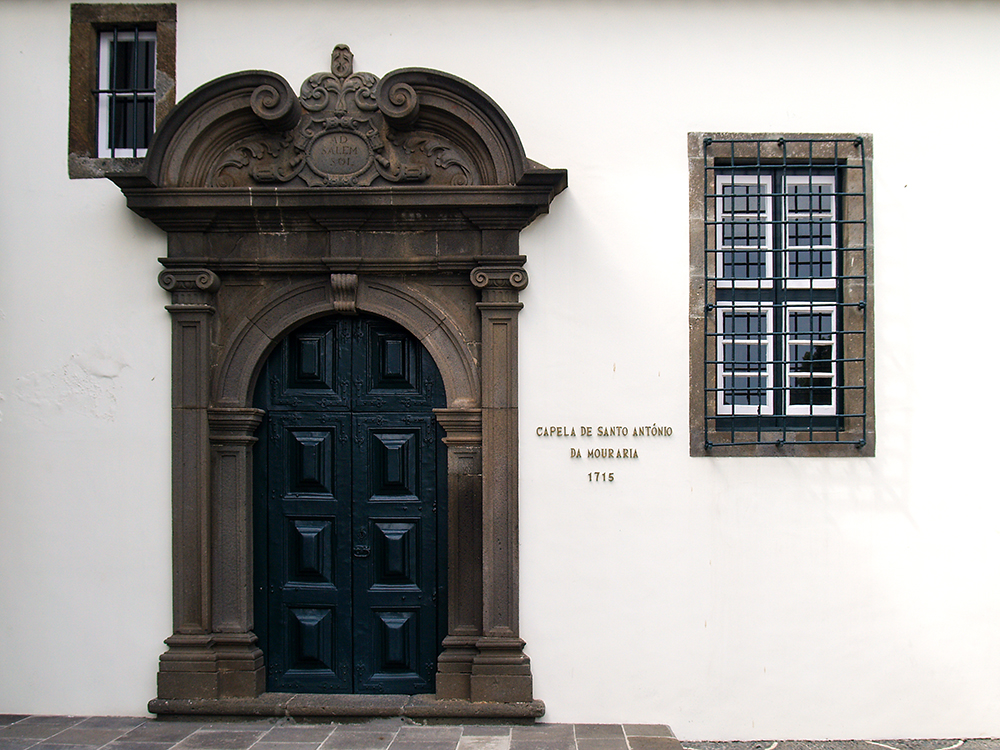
[68,3,176,179]
[688,132,875,457]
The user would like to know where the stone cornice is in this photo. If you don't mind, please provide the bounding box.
[109,180,566,234]
[157,256,527,276]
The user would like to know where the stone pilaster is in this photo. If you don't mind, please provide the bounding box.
[156,268,221,699]
[208,407,266,697]
[432,408,483,701]
[469,266,533,703]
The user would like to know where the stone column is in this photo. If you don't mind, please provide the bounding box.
[432,408,483,701]
[156,268,221,699]
[208,407,265,697]
[469,266,533,703]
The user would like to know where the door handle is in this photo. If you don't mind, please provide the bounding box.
[352,545,371,558]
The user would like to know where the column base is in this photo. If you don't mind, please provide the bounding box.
[215,633,265,698]
[435,635,478,700]
[470,636,533,703]
[157,634,218,700]
[156,632,265,700]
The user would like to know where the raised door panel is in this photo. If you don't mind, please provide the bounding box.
[352,416,439,693]
[267,414,352,692]
[353,318,437,412]
[270,319,352,410]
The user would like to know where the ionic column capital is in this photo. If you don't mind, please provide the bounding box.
[471,266,527,306]
[159,268,221,310]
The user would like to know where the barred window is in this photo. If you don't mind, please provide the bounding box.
[68,4,176,178]
[689,134,875,456]
[96,28,157,157]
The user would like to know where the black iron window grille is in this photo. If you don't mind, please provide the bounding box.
[696,135,873,454]
[95,26,156,158]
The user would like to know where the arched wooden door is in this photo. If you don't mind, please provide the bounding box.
[253,314,447,694]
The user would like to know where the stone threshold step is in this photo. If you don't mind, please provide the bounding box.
[148,694,545,722]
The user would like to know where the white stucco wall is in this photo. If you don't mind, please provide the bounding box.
[1,0,998,740]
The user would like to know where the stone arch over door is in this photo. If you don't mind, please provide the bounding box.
[215,277,480,410]
[113,45,565,719]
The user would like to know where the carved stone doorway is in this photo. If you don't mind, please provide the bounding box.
[112,45,565,719]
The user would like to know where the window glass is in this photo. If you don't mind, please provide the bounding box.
[97,30,156,157]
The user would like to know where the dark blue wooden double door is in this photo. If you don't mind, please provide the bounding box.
[254,315,446,694]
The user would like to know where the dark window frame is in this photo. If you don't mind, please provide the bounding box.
[688,133,875,457]
[68,3,176,178]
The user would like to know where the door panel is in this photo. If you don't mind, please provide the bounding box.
[268,413,352,693]
[353,318,437,411]
[352,416,440,693]
[270,318,353,409]
[255,315,444,694]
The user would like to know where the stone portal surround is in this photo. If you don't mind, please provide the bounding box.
[114,45,568,713]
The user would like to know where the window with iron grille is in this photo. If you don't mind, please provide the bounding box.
[68,4,175,178]
[689,134,875,456]
[97,28,156,157]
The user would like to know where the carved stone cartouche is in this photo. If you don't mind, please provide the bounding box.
[211,45,476,188]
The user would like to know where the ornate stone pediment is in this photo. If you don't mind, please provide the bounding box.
[114,46,565,233]
[212,46,476,188]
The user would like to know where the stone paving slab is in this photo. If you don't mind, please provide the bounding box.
[681,742,999,750]
[0,717,995,750]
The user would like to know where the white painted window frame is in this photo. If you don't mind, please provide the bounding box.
[97,29,156,158]
[784,305,837,416]
[783,173,837,290]
[716,303,774,416]
[715,173,773,289]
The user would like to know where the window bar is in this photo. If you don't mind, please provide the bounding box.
[761,139,770,445]
[732,139,742,446]
[843,139,854,443]
[702,138,718,450]
[108,26,119,157]
[805,138,816,443]
[702,136,868,449]
[131,24,140,157]
[831,139,839,442]
[858,136,869,448]
[780,138,790,446]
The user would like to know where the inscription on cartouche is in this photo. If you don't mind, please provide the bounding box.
[310,133,370,175]
[535,423,674,482]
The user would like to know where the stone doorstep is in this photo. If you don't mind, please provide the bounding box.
[147,695,546,723]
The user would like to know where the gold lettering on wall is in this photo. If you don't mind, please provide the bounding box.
[534,422,674,482]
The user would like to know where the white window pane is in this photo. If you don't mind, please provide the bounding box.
[716,174,773,284]
[722,310,767,335]
[787,220,833,248]
[788,376,835,407]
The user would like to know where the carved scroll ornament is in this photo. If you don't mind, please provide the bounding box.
[212,45,476,188]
